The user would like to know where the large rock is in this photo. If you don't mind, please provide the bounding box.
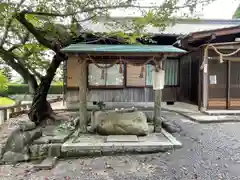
[4,128,42,153]
[2,151,29,163]
[92,110,149,135]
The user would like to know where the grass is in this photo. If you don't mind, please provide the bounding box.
[0,97,15,106]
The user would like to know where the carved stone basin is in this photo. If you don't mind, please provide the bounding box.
[90,109,149,136]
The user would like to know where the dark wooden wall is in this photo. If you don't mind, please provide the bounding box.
[179,50,201,105]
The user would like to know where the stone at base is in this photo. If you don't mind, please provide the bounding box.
[18,121,36,131]
[33,157,58,170]
[30,144,49,160]
[154,126,162,133]
[33,136,50,144]
[161,117,181,133]
[48,143,61,157]
[30,143,62,159]
[48,134,71,143]
[2,151,29,163]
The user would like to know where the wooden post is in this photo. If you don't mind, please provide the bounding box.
[202,48,209,109]
[198,49,203,111]
[78,58,88,133]
[154,89,162,132]
[153,59,164,133]
[227,61,231,109]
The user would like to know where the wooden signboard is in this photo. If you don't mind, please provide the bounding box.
[152,69,165,90]
[67,56,79,87]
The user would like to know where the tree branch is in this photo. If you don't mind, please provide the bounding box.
[16,11,54,50]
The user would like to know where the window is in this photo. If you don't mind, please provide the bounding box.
[145,59,179,86]
[126,64,146,87]
[88,63,124,87]
[146,64,153,86]
[164,59,179,86]
[88,59,179,88]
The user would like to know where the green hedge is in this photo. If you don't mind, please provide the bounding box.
[7,84,63,94]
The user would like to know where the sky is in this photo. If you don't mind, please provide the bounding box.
[198,0,239,19]
[110,0,239,19]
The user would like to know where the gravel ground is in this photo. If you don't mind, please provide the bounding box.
[1,111,240,180]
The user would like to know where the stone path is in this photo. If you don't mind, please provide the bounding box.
[50,101,66,110]
[181,112,240,123]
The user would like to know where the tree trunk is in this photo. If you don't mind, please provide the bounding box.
[28,52,66,125]
[27,74,38,94]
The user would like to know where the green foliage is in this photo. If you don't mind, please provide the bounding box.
[52,81,63,85]
[25,14,42,27]
[0,71,8,93]
[7,84,63,94]
[233,5,240,18]
[1,66,12,81]
[0,97,15,106]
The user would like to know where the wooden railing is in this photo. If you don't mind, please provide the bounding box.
[0,97,62,124]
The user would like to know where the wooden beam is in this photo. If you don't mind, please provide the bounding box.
[208,57,240,61]
[189,27,240,42]
[209,44,240,50]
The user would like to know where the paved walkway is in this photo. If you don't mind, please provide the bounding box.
[51,101,66,110]
[179,112,240,123]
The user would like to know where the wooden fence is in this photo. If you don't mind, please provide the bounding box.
[0,97,62,125]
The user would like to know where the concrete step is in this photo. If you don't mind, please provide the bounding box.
[61,132,182,157]
[33,157,58,170]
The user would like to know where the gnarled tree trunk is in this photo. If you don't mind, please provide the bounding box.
[28,52,66,125]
